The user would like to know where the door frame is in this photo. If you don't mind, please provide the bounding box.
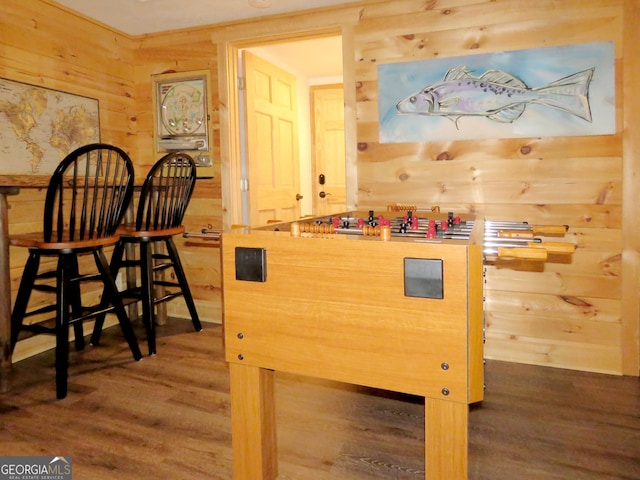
[219,27,357,229]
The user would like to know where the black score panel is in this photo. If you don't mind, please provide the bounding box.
[403,258,444,299]
[235,247,267,282]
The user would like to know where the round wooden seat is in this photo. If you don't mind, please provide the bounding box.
[116,224,185,241]
[10,232,121,251]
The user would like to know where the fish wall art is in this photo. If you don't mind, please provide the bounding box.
[378,42,615,143]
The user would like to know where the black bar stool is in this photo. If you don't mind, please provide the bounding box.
[91,152,202,355]
[10,143,142,399]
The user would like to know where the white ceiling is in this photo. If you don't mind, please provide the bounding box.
[52,0,345,79]
[52,0,352,36]
[247,36,343,80]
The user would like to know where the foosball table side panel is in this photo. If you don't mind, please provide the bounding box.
[222,229,484,404]
[467,242,485,404]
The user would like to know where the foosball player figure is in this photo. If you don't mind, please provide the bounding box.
[426,219,437,239]
[367,210,377,227]
[411,213,419,230]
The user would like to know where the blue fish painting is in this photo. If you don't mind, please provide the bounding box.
[396,66,594,129]
[377,42,615,143]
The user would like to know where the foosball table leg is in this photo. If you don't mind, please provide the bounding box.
[229,363,278,480]
[425,397,469,479]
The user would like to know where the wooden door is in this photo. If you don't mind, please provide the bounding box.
[243,51,301,226]
[311,85,346,216]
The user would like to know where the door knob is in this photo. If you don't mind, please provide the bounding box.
[319,191,331,198]
[295,193,303,201]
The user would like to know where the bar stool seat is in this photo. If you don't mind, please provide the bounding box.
[10,232,122,250]
[10,143,142,399]
[115,224,185,241]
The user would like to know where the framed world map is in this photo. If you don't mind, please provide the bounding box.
[0,77,100,174]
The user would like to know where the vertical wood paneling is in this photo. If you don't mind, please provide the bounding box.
[1,0,637,374]
[1,1,137,151]
[620,0,640,375]
[134,29,223,322]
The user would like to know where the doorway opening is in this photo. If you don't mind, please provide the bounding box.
[224,30,346,227]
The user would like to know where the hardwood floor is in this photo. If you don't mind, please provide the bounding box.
[1,320,638,479]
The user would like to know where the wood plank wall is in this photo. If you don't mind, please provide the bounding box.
[1,1,137,151]
[133,31,223,323]
[349,0,636,376]
[1,0,638,375]
[1,0,139,360]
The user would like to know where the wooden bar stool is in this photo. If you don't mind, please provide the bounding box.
[10,143,143,399]
[91,152,202,355]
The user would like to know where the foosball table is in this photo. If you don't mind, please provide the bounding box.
[220,207,574,479]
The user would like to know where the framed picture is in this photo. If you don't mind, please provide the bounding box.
[0,77,100,174]
[153,71,210,153]
[378,42,615,143]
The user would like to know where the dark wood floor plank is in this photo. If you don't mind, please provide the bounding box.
[1,321,639,479]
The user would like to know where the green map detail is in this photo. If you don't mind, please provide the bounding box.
[0,79,99,174]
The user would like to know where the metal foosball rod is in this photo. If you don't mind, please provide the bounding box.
[365,225,549,244]
[337,217,574,260]
[335,224,554,246]
[182,228,222,240]
[334,223,562,243]
[451,221,569,238]
[482,238,543,247]
[382,217,564,234]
